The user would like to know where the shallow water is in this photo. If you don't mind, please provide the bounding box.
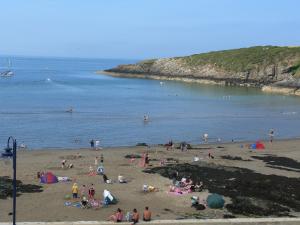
[1,56,300,149]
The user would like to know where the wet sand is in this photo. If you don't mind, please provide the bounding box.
[0,139,300,222]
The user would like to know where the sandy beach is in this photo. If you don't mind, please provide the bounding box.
[1,139,300,222]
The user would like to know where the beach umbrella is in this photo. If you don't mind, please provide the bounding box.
[207,193,225,209]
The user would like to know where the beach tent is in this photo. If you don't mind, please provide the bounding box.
[103,189,118,205]
[207,193,225,209]
[249,141,265,150]
[255,141,265,150]
[40,172,58,184]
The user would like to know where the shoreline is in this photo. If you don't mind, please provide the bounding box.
[10,136,300,151]
[98,71,300,96]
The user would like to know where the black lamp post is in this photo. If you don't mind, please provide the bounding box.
[5,136,17,225]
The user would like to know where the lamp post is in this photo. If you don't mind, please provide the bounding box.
[6,136,17,225]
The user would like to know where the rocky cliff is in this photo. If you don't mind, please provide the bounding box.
[103,46,300,94]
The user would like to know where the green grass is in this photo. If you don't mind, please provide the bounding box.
[177,46,300,73]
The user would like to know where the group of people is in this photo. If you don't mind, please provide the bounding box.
[170,172,203,194]
[109,206,152,224]
[90,139,101,149]
[72,183,96,200]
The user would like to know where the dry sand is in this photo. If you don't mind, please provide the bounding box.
[0,139,300,222]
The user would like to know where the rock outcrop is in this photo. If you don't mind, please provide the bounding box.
[102,46,300,95]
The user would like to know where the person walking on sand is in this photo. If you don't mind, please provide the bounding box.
[269,129,275,143]
[94,156,99,166]
[90,139,95,149]
[143,206,151,221]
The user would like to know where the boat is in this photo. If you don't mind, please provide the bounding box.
[0,59,14,77]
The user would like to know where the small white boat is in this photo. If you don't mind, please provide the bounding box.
[0,59,14,77]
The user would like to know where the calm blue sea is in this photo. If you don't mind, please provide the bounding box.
[1,56,300,149]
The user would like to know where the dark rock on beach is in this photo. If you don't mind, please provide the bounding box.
[0,176,43,199]
[144,162,300,216]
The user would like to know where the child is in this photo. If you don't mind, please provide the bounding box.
[72,183,78,199]
[80,184,87,197]
[94,156,99,166]
[88,184,95,199]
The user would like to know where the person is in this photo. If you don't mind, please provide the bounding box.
[269,129,274,143]
[109,208,123,222]
[61,159,67,169]
[88,184,95,199]
[19,142,27,149]
[80,184,87,197]
[193,155,200,162]
[145,153,149,166]
[131,208,139,224]
[143,206,151,221]
[89,165,94,173]
[81,196,88,208]
[97,164,104,175]
[66,106,73,113]
[171,170,178,185]
[90,139,95,149]
[94,157,99,166]
[72,183,79,199]
[144,115,149,122]
[118,174,127,183]
[95,140,100,150]
[203,133,208,143]
[166,140,173,150]
[103,174,111,184]
[100,154,104,163]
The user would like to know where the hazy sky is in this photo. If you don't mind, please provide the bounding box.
[1,0,299,59]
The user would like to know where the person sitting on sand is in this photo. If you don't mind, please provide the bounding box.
[118,174,127,183]
[97,165,104,175]
[109,208,123,222]
[103,174,112,184]
[81,196,88,208]
[131,208,139,224]
[143,206,151,221]
[61,159,67,169]
[208,152,214,159]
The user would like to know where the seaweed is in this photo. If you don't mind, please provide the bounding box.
[144,162,300,216]
[0,176,43,199]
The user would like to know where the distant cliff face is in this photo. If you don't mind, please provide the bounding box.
[104,46,300,89]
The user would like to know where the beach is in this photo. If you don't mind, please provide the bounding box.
[1,139,300,222]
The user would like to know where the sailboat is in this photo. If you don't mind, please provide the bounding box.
[0,59,14,77]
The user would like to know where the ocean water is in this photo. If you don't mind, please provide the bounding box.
[1,56,300,149]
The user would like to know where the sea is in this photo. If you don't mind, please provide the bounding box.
[1,56,300,149]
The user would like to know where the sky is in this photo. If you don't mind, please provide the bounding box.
[0,0,299,59]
